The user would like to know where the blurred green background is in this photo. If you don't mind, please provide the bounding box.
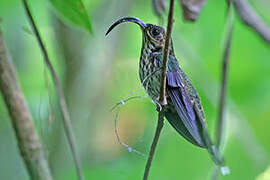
[0,0,270,179]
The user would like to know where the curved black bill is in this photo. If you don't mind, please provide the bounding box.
[106,17,146,36]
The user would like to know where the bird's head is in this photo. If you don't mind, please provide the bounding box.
[106,17,166,50]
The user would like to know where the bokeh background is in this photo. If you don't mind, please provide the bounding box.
[0,0,270,179]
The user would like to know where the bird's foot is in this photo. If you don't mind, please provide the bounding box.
[156,95,167,105]
[155,103,162,112]
[162,97,168,105]
[155,96,167,111]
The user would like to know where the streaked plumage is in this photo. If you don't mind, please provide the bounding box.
[106,16,228,171]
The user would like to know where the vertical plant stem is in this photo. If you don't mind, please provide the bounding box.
[216,0,234,152]
[143,0,175,179]
[0,28,53,180]
[159,0,175,106]
[21,0,84,180]
[212,2,234,179]
[143,113,165,180]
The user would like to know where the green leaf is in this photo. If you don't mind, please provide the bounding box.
[49,0,93,33]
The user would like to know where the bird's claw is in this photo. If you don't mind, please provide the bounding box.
[156,103,162,112]
[161,97,167,106]
[156,96,167,106]
[155,95,168,111]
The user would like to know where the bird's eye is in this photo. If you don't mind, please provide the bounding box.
[150,28,160,37]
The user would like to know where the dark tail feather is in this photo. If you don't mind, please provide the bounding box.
[165,110,206,148]
[165,108,230,175]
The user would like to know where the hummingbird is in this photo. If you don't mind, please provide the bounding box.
[106,17,229,173]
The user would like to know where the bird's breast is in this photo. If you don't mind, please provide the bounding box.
[139,53,161,102]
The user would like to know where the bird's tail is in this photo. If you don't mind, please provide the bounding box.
[202,128,230,175]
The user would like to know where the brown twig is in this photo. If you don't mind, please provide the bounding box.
[0,28,53,180]
[21,0,84,180]
[232,0,270,43]
[160,0,175,106]
[143,113,165,180]
[212,2,234,180]
[143,0,175,179]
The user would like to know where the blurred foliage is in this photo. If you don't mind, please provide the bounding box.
[0,0,270,180]
[257,166,270,180]
[48,0,93,33]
